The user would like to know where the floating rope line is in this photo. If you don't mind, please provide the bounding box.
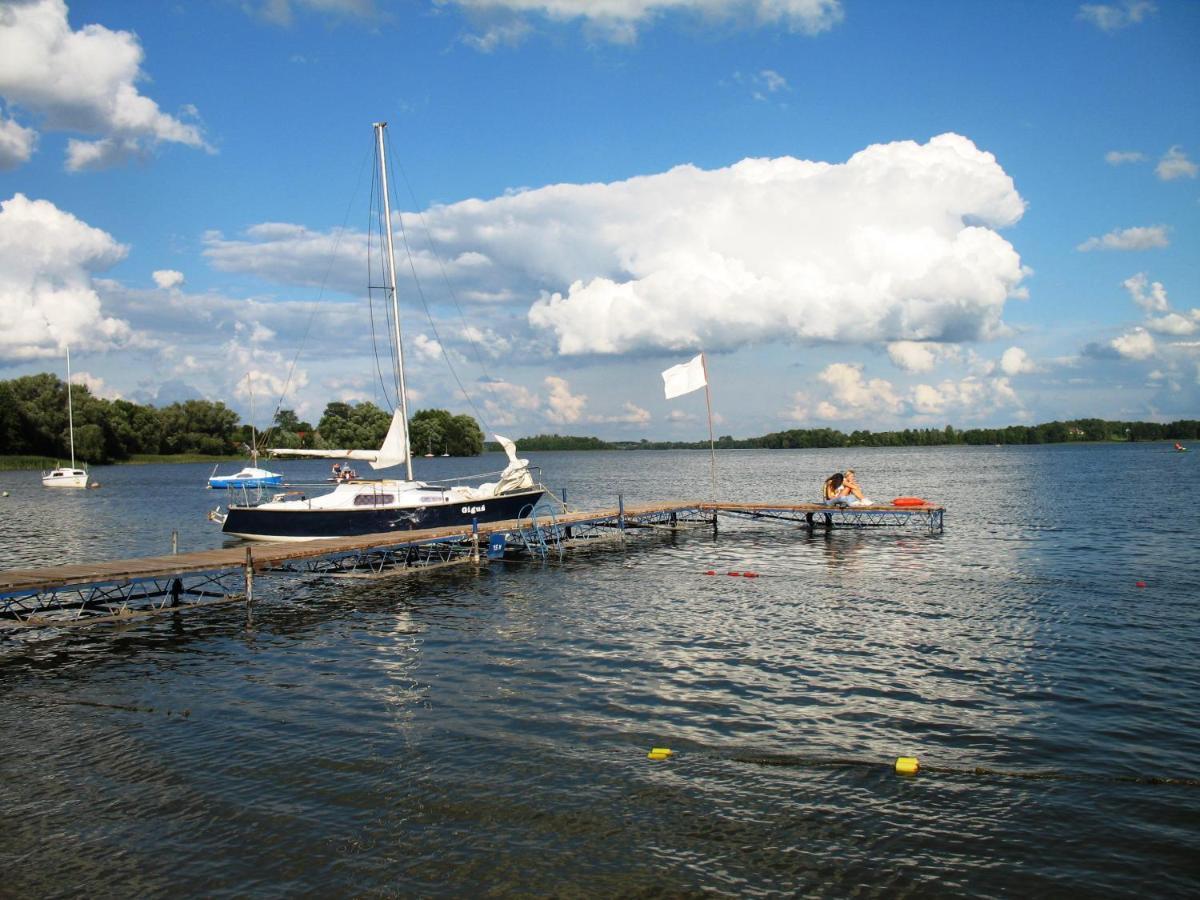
[717,750,1200,788]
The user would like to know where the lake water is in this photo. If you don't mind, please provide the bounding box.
[1,445,1197,896]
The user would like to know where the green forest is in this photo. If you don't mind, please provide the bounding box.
[0,372,481,465]
[502,418,1198,452]
[2,372,1193,466]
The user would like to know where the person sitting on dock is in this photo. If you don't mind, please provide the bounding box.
[842,469,872,506]
[823,472,850,506]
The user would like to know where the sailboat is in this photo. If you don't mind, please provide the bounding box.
[207,453,284,490]
[208,378,283,489]
[41,346,89,489]
[214,122,545,541]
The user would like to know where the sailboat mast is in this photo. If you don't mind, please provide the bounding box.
[65,344,76,470]
[247,373,258,467]
[374,121,414,482]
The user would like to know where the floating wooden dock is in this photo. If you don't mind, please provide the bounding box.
[0,499,942,629]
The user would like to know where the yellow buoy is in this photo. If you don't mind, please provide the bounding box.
[895,756,920,776]
[647,747,673,760]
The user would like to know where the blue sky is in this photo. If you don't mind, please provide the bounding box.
[1,0,1197,439]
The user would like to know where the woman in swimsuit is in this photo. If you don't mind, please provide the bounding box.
[823,472,849,505]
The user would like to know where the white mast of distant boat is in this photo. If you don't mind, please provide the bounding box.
[66,344,77,471]
[42,344,89,488]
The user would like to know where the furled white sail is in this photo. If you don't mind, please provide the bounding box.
[492,433,534,494]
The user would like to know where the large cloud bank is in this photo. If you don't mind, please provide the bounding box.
[0,0,207,170]
[519,133,1025,353]
[0,193,132,360]
[447,0,843,46]
[205,134,1027,359]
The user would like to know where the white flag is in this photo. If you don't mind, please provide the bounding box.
[662,353,707,399]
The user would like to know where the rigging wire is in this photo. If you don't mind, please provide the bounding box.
[265,144,376,443]
[365,148,397,414]
[382,128,496,437]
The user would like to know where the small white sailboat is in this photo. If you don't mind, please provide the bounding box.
[214,122,545,541]
[42,345,89,489]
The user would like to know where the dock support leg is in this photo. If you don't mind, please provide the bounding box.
[618,494,625,538]
[471,519,480,563]
[804,512,814,533]
[169,577,182,608]
[244,547,254,625]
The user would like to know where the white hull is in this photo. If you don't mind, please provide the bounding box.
[42,468,89,488]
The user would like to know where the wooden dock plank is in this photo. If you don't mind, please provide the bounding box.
[0,499,940,596]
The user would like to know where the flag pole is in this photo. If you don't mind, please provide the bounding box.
[701,353,716,501]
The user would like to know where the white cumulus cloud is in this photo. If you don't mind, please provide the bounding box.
[1123,272,1168,312]
[0,193,133,361]
[1076,225,1168,252]
[520,134,1026,354]
[1155,145,1198,181]
[447,0,844,46]
[0,0,209,171]
[886,341,961,373]
[1145,313,1196,336]
[203,134,1029,361]
[1000,346,1037,375]
[1110,327,1156,360]
[544,374,586,423]
[152,269,185,290]
[0,111,37,169]
[788,362,1021,424]
[1104,150,1146,165]
[1078,1,1156,32]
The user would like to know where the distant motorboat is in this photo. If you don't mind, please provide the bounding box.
[42,345,89,489]
[208,466,284,489]
[208,375,283,489]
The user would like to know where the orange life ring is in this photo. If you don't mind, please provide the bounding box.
[891,497,927,507]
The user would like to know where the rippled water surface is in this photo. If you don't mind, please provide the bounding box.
[2,445,1198,897]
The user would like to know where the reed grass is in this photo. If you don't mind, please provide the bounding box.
[0,455,59,471]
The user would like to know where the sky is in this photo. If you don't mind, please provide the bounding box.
[1,0,1198,440]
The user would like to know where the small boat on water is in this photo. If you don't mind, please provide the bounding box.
[42,345,89,489]
[208,465,284,490]
[212,122,546,541]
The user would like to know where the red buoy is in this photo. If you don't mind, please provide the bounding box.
[1136,581,1147,588]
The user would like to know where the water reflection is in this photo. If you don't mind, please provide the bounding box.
[1,444,1198,895]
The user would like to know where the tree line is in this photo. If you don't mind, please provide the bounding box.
[503,418,1198,452]
[0,373,483,463]
[4,372,1193,464]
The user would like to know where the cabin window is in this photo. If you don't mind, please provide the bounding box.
[353,493,394,506]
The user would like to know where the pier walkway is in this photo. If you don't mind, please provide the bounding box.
[0,499,942,628]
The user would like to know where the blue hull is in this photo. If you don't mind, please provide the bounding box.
[209,476,284,489]
[222,488,546,540]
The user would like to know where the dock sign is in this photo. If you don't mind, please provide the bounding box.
[487,533,507,560]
